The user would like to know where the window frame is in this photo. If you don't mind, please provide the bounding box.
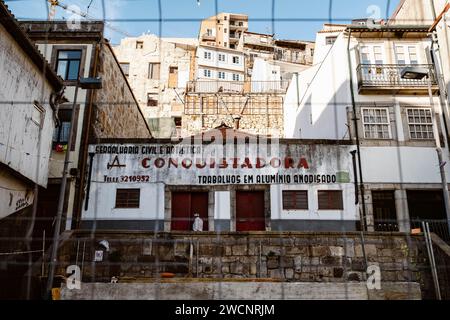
[147,93,158,107]
[232,56,240,64]
[203,69,212,78]
[120,62,130,77]
[282,190,308,210]
[406,107,434,140]
[361,107,392,139]
[317,190,344,210]
[31,102,45,128]
[204,51,212,60]
[56,49,82,81]
[232,73,240,81]
[218,71,226,79]
[148,62,160,80]
[136,41,144,49]
[115,189,140,209]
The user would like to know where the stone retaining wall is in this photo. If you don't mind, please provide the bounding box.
[55,231,434,298]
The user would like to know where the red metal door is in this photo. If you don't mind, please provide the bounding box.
[171,192,208,231]
[236,191,265,231]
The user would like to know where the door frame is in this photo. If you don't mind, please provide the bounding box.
[231,185,270,232]
[165,185,214,231]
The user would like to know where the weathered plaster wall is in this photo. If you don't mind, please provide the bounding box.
[0,23,55,187]
[113,35,195,120]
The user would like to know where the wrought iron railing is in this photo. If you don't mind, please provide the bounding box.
[357,64,437,88]
[186,80,289,94]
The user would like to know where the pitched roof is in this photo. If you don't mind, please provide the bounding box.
[0,0,63,91]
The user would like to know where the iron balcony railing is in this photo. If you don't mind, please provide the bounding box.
[357,64,437,88]
[186,80,289,94]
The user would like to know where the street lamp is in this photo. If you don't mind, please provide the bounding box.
[400,67,450,236]
[46,76,102,298]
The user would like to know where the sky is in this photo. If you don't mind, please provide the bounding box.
[5,0,400,44]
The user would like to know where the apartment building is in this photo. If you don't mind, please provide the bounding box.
[113,35,198,138]
[284,20,450,234]
[199,13,248,50]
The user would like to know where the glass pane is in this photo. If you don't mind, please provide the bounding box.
[67,60,80,80]
[56,60,68,79]
[58,50,81,59]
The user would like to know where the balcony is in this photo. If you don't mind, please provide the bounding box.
[186,80,289,94]
[356,64,438,95]
[202,33,216,41]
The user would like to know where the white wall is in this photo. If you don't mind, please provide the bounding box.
[197,46,245,75]
[361,146,450,183]
[83,182,165,221]
[284,32,350,140]
[214,191,231,220]
[270,183,357,221]
[0,24,56,187]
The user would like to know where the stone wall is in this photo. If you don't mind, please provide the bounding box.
[182,114,284,136]
[55,231,434,298]
[93,42,151,139]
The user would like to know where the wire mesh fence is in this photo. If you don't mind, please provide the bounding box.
[2,0,450,302]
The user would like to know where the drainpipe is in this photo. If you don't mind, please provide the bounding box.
[346,30,367,231]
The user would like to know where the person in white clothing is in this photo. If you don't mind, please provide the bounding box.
[192,213,203,231]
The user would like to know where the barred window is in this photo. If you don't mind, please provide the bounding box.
[407,108,434,140]
[282,191,308,210]
[362,108,391,139]
[318,190,343,210]
[115,189,140,208]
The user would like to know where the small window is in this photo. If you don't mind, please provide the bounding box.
[56,50,82,80]
[318,190,343,210]
[282,191,308,210]
[218,71,226,79]
[148,62,160,80]
[31,103,45,128]
[147,93,158,107]
[120,62,130,77]
[52,109,71,149]
[407,108,434,139]
[136,41,144,49]
[310,48,315,56]
[174,117,182,127]
[232,56,240,64]
[326,36,337,45]
[362,107,391,139]
[204,51,212,59]
[218,53,226,62]
[206,29,213,36]
[115,189,140,208]
[224,28,227,33]
[232,73,240,81]
[224,42,227,47]
[203,69,212,78]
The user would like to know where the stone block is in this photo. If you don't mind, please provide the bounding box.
[330,246,344,257]
[321,256,341,266]
[262,245,282,256]
[280,256,294,268]
[268,269,283,279]
[267,256,279,269]
[311,246,330,257]
[232,245,247,256]
[285,268,294,279]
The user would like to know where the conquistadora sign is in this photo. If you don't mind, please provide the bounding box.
[89,143,353,185]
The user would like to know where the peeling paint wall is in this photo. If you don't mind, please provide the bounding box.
[0,23,55,189]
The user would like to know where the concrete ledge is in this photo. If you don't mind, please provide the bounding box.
[61,281,421,300]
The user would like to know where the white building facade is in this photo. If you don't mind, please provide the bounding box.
[82,129,358,231]
[284,22,450,233]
